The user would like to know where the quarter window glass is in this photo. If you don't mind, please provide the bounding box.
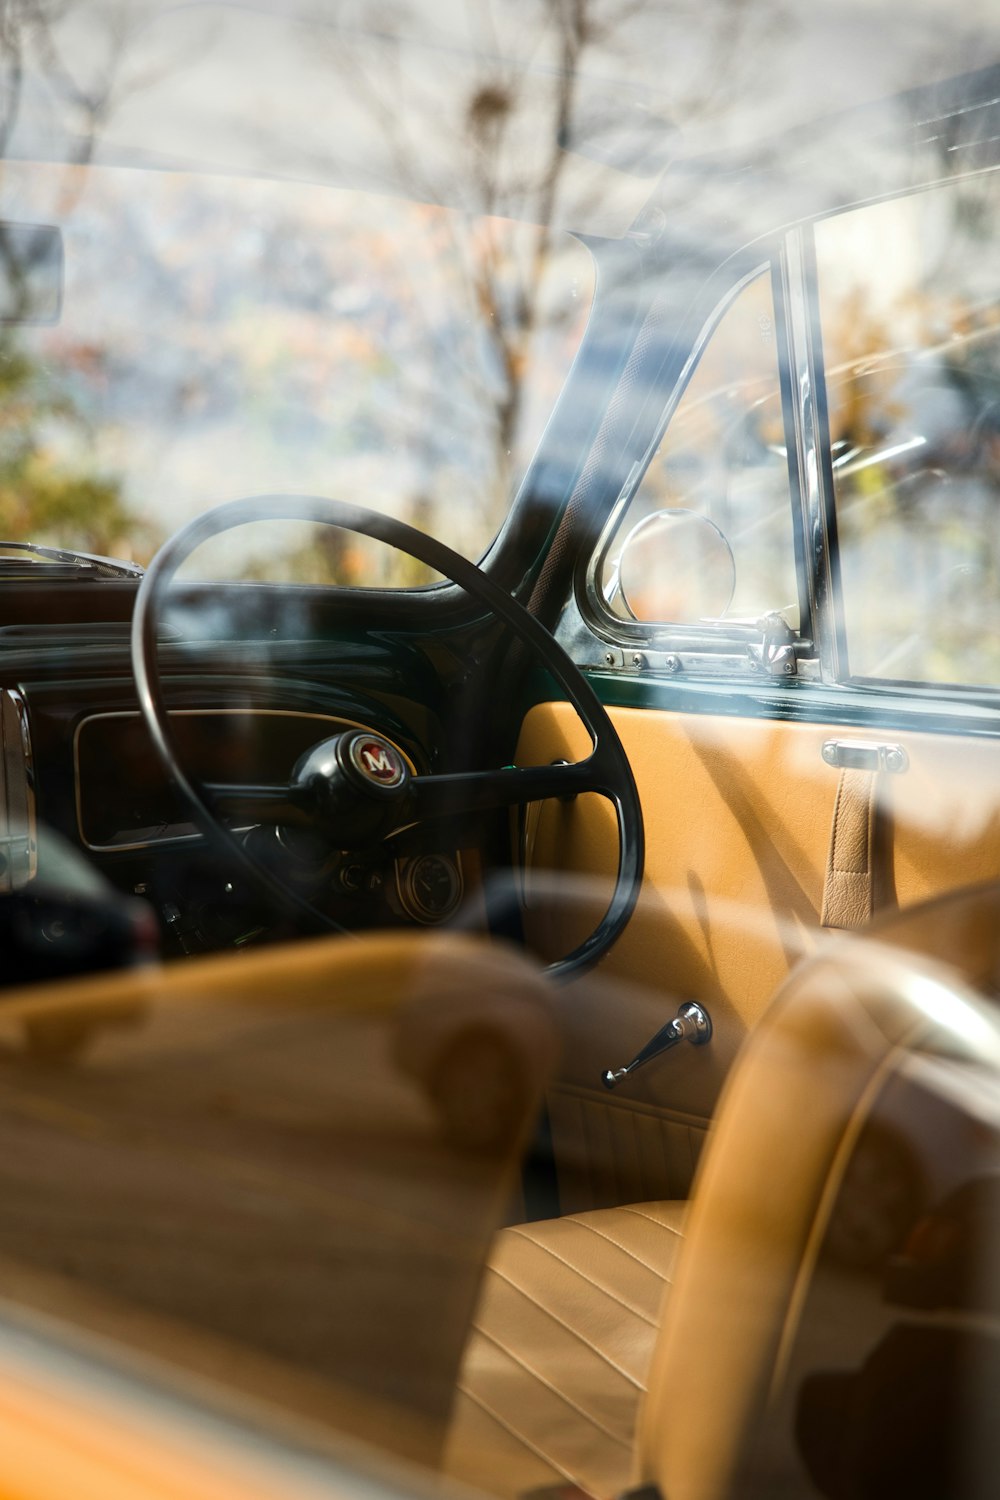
[600,269,797,628]
[815,171,1000,685]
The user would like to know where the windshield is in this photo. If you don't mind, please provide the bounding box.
[0,161,593,580]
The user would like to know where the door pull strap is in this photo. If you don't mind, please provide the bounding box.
[820,767,879,930]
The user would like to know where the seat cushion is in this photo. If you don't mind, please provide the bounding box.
[444,1201,686,1499]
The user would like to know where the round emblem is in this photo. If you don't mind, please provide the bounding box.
[348,734,406,789]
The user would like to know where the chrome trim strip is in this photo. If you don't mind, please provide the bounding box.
[783,227,842,682]
[821,739,909,774]
[0,688,37,891]
[73,708,413,854]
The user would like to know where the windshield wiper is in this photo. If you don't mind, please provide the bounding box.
[0,541,144,580]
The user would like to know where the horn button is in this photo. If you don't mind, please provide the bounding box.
[290,732,411,844]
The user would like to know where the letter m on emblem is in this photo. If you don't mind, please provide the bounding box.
[363,746,393,775]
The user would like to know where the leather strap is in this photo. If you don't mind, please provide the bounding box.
[821,768,878,930]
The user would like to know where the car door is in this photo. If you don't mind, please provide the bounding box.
[516,80,1000,1215]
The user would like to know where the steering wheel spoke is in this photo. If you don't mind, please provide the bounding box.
[405,759,595,823]
[203,781,306,825]
[206,759,601,837]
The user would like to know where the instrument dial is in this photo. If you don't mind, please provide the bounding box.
[397,853,463,924]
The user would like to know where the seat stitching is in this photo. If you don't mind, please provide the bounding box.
[619,1205,685,1238]
[467,1325,633,1448]
[568,1217,665,1277]
[506,1228,657,1326]
[452,1385,579,1486]
[485,1266,645,1388]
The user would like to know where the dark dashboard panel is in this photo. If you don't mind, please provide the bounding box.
[0,576,514,959]
[74,708,404,851]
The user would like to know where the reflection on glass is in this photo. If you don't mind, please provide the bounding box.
[0,163,594,582]
[614,508,736,623]
[816,170,1000,686]
[754,1049,1000,1499]
[600,267,797,626]
[174,519,447,589]
[0,937,555,1469]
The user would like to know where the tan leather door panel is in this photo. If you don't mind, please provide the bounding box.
[517,701,1000,1209]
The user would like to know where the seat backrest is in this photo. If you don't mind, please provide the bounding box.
[637,881,1000,1500]
[0,929,557,1473]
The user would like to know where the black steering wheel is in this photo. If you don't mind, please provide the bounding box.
[131,495,644,980]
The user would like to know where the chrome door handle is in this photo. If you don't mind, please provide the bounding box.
[602,1001,712,1090]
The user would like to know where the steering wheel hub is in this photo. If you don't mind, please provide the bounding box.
[290,732,411,843]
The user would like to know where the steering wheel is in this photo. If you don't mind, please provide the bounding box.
[131,495,644,980]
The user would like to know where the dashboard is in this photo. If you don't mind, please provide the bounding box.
[0,583,483,967]
[74,708,399,851]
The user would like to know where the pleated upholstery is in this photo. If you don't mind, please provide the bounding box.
[444,1201,686,1499]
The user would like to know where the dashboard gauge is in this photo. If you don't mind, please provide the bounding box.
[397,853,463,925]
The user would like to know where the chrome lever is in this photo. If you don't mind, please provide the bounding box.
[601,1001,712,1090]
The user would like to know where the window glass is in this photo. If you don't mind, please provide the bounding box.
[815,171,1000,685]
[599,268,797,629]
[0,162,594,584]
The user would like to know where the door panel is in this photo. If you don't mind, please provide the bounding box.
[517,700,1000,1208]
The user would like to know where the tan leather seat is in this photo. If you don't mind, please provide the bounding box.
[638,887,1000,1500]
[447,882,1000,1500]
[445,1201,685,1498]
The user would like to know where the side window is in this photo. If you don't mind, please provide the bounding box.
[597,267,798,631]
[814,170,1000,686]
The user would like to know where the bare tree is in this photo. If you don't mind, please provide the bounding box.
[299,0,790,548]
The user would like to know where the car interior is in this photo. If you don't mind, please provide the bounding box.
[0,8,998,1499]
